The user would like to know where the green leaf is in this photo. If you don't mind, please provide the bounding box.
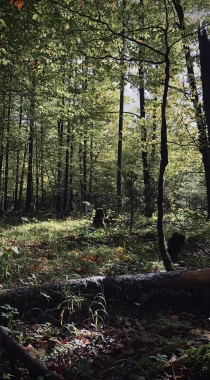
[32,14,39,21]
[0,19,6,28]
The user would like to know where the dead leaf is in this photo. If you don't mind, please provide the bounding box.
[170,354,188,369]
[191,329,210,341]
[24,344,39,360]
[170,314,179,322]
[169,353,178,363]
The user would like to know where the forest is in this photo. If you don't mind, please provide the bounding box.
[0,0,210,379]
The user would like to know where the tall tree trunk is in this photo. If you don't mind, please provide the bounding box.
[14,97,23,212]
[40,125,45,210]
[83,131,87,205]
[172,0,210,220]
[0,97,6,212]
[117,0,126,213]
[157,1,175,271]
[89,137,93,197]
[35,128,39,210]
[25,119,34,213]
[117,75,124,213]
[4,91,11,211]
[198,28,210,147]
[18,145,27,213]
[25,88,35,213]
[56,119,63,214]
[79,127,88,214]
[25,78,36,213]
[139,67,154,217]
[79,140,83,210]
[63,122,70,215]
[69,127,74,213]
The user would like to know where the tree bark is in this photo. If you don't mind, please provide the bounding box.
[63,121,70,215]
[56,119,64,214]
[139,67,154,217]
[198,28,210,146]
[4,90,11,212]
[0,91,6,212]
[1,269,210,314]
[14,97,23,212]
[172,0,210,220]
[157,0,175,271]
[117,73,124,213]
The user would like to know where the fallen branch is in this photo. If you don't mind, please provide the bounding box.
[0,326,61,379]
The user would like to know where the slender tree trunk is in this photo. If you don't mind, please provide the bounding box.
[83,131,87,205]
[185,46,210,219]
[117,74,124,213]
[117,1,126,213]
[56,119,63,214]
[157,1,175,271]
[89,137,93,197]
[139,67,154,217]
[25,119,34,213]
[4,91,11,211]
[25,87,35,213]
[0,97,6,212]
[35,130,39,210]
[198,29,210,216]
[198,28,210,144]
[18,145,27,213]
[40,125,45,210]
[79,128,88,214]
[69,127,74,213]
[63,122,70,215]
[172,0,210,219]
[79,140,83,210]
[151,101,157,165]
[14,97,23,212]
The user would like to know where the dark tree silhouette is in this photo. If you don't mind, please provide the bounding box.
[168,232,186,262]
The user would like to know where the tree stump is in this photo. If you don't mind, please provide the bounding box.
[93,208,104,227]
[168,232,186,262]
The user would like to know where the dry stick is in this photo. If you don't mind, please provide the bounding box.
[0,326,61,380]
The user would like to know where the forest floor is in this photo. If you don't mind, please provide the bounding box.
[0,210,210,379]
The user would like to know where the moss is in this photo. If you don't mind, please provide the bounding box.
[187,344,210,379]
[134,355,159,378]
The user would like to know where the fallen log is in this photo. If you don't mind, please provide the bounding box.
[1,269,210,377]
[0,268,210,314]
[0,326,62,379]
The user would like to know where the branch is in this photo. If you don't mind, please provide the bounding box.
[50,0,165,57]
[0,326,61,379]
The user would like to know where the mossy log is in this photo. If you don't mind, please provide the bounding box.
[1,269,210,378]
[1,269,210,314]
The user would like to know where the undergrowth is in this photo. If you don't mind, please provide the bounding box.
[0,210,209,288]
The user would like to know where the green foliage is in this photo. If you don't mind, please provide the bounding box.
[134,355,159,378]
[0,304,19,328]
[88,292,108,326]
[0,0,207,220]
[187,344,210,380]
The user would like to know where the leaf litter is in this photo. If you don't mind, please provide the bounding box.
[1,299,210,379]
[1,217,210,378]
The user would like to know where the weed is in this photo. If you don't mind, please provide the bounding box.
[88,292,108,327]
[52,284,84,325]
[0,304,19,329]
[134,355,159,378]
[187,344,210,380]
